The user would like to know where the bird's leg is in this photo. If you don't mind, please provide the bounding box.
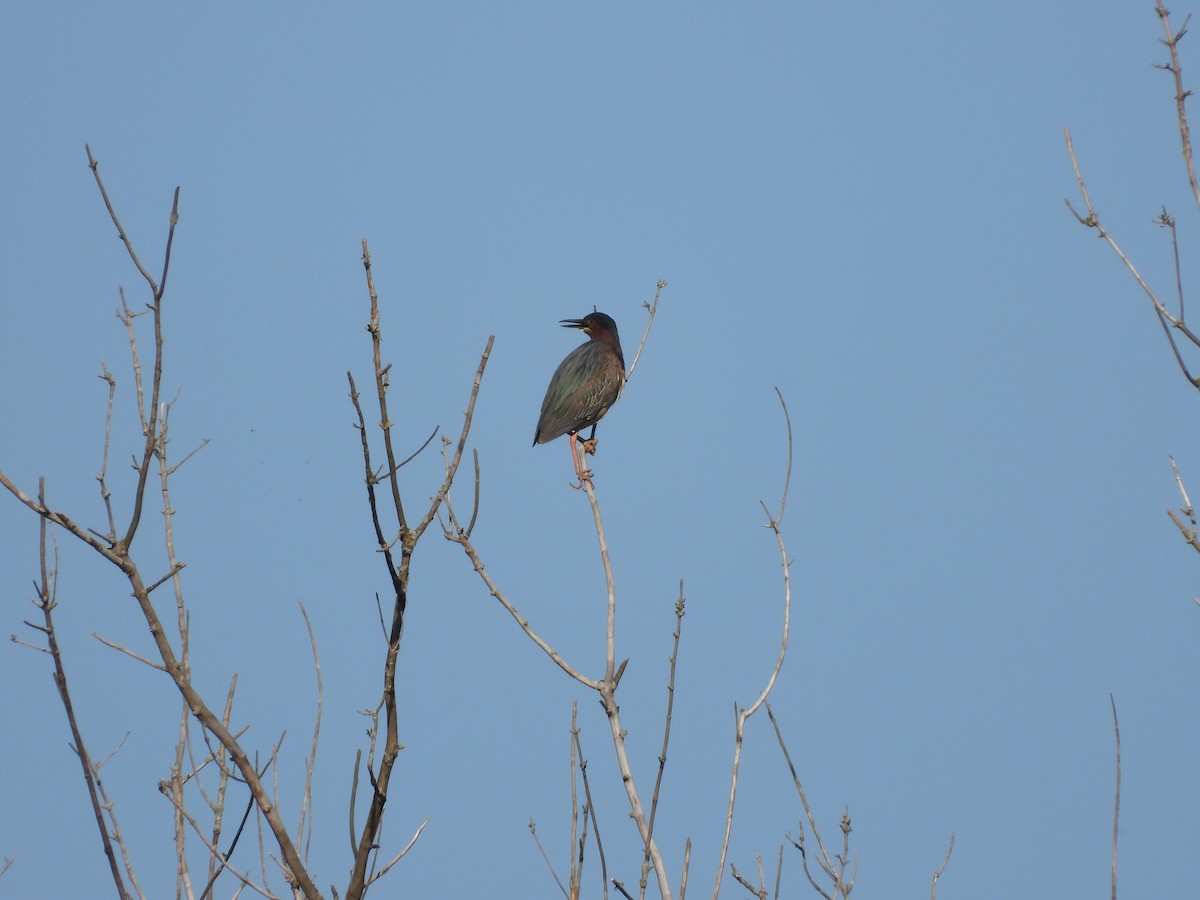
[580,424,599,457]
[568,432,594,488]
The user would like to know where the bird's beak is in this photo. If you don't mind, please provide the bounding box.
[560,318,587,330]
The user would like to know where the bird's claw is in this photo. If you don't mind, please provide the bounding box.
[580,438,599,456]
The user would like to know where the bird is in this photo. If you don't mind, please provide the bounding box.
[533,311,626,483]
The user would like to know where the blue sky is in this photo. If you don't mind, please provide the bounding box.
[3,1,1199,897]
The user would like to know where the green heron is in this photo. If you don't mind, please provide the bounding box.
[534,312,625,482]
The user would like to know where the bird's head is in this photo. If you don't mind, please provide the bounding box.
[561,312,619,342]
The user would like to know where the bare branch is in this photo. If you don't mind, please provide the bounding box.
[410,336,495,543]
[713,392,795,896]
[144,562,187,596]
[768,704,837,888]
[679,837,691,900]
[92,632,169,672]
[569,703,581,900]
[165,437,211,477]
[198,676,239,898]
[465,448,481,539]
[575,725,610,900]
[770,386,793,526]
[730,861,765,899]
[1167,456,1200,553]
[1064,128,1200,387]
[296,600,323,864]
[74,147,324,897]
[346,241,493,898]
[1110,695,1121,900]
[365,818,428,887]
[930,833,954,900]
[1156,0,1200,209]
[160,781,280,900]
[86,145,165,295]
[625,279,668,382]
[28,482,133,899]
[97,363,119,540]
[530,820,570,898]
[642,584,686,895]
[442,517,603,691]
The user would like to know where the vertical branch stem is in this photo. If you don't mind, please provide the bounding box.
[1156,0,1200,209]
[713,391,794,898]
[642,585,685,897]
[1109,694,1121,900]
[33,481,132,900]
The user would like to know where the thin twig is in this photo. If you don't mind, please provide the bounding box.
[442,520,602,690]
[730,861,765,899]
[575,726,609,900]
[1152,209,1195,381]
[1167,456,1200,553]
[530,820,570,898]
[296,600,323,864]
[788,824,833,900]
[642,585,686,896]
[91,633,169,671]
[1161,206,1186,322]
[569,703,582,900]
[86,145,162,294]
[465,448,481,539]
[1064,128,1200,387]
[364,818,428,886]
[144,561,187,596]
[679,837,691,900]
[1110,695,1121,900]
[930,833,954,900]
[838,810,857,897]
[28,492,133,899]
[769,705,837,889]
[160,782,279,900]
[771,386,793,525]
[200,676,239,897]
[713,392,795,898]
[348,749,361,857]
[1155,0,1200,209]
[625,279,668,382]
[199,754,272,900]
[165,437,211,477]
[361,239,408,535]
[580,468,672,898]
[381,424,439,478]
[96,364,119,540]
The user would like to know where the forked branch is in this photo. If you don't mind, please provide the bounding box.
[713,389,794,897]
[345,239,493,898]
[0,148,321,898]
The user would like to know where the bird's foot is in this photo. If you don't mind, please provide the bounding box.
[580,438,599,456]
[570,466,595,490]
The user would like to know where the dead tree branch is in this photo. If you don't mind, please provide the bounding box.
[713,390,794,898]
[1,148,320,897]
[344,238,493,898]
